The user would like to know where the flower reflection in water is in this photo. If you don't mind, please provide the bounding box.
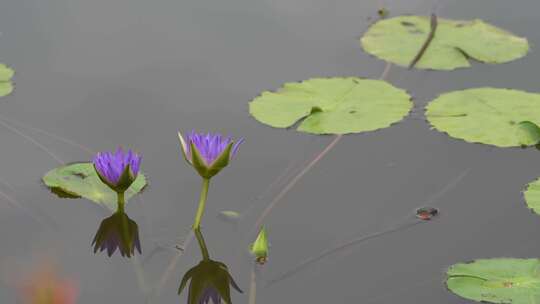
[178,229,242,304]
[92,211,141,258]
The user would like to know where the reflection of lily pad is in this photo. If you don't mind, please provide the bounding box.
[523,177,540,215]
[361,16,529,70]
[446,258,540,304]
[0,64,14,97]
[42,162,147,211]
[426,88,540,147]
[249,77,412,135]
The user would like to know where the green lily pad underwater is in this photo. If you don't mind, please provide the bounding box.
[249,77,412,135]
[523,177,540,215]
[446,258,540,304]
[361,16,529,70]
[217,210,242,223]
[0,63,14,97]
[426,88,540,147]
[42,162,147,211]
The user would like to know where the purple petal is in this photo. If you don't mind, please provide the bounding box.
[230,138,244,159]
[183,131,243,166]
[93,147,142,185]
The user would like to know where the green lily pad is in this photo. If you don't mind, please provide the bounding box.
[361,16,529,70]
[249,77,412,135]
[523,177,540,215]
[42,162,147,211]
[0,64,14,97]
[446,258,540,304]
[426,88,540,147]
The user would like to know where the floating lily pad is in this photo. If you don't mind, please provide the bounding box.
[42,162,147,211]
[446,258,540,304]
[0,64,14,97]
[249,77,412,134]
[426,88,540,147]
[361,16,529,70]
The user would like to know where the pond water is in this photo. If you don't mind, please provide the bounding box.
[1,0,540,303]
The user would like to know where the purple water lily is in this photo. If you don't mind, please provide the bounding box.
[178,131,243,178]
[179,131,243,166]
[93,147,142,191]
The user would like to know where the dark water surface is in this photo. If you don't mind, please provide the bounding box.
[1,0,540,303]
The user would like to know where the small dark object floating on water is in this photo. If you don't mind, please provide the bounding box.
[415,207,439,220]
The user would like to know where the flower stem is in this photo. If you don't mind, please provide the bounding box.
[248,263,259,304]
[117,191,126,213]
[193,178,210,230]
[194,228,210,261]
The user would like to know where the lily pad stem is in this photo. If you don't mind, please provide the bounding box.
[408,13,438,69]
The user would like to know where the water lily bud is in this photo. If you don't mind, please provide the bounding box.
[250,227,269,265]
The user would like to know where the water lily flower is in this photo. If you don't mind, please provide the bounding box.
[178,131,243,179]
[93,147,142,193]
[92,211,141,258]
[178,259,243,304]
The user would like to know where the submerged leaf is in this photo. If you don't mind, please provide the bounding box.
[217,210,241,223]
[446,258,540,304]
[523,177,540,215]
[426,88,540,147]
[42,162,147,211]
[249,77,412,134]
[0,63,14,97]
[361,16,529,70]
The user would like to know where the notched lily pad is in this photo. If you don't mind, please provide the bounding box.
[361,16,529,70]
[249,77,412,135]
[446,258,540,304]
[0,64,14,97]
[42,162,147,211]
[426,88,540,147]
